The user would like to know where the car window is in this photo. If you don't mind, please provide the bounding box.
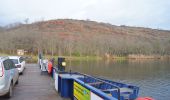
[8,59,15,69]
[19,57,24,63]
[11,59,19,64]
[3,60,10,70]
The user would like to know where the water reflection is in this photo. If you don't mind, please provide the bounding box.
[66,59,170,100]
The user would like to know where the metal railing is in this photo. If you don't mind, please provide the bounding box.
[75,72,121,100]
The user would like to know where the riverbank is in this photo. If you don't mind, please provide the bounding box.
[111,54,170,60]
[0,53,170,63]
[28,54,169,63]
[29,55,102,63]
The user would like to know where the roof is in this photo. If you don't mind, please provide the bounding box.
[0,56,8,60]
[8,56,20,59]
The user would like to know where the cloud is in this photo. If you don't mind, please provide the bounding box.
[0,0,170,30]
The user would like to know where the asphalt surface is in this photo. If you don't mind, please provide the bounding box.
[0,64,68,100]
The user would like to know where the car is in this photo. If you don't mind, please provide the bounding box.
[0,56,19,98]
[9,56,25,74]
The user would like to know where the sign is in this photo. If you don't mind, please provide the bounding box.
[74,81,90,100]
[91,92,103,100]
[54,72,58,91]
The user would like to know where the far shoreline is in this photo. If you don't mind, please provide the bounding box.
[1,53,170,63]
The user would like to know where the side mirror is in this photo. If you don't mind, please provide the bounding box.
[14,65,18,68]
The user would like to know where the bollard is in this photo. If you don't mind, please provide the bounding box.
[58,57,66,71]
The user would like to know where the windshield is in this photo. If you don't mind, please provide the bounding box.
[11,59,19,64]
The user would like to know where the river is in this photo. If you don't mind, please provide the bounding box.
[65,59,170,100]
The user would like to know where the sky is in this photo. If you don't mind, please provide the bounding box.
[0,0,170,30]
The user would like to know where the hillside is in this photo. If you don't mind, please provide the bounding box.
[0,19,170,56]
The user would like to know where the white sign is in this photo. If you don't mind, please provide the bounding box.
[90,92,103,100]
[55,73,58,91]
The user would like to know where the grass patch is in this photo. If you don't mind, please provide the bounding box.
[112,56,127,60]
[23,55,102,63]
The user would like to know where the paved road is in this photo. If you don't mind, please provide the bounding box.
[0,64,67,100]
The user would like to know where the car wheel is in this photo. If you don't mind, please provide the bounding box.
[16,79,19,85]
[20,72,23,75]
[6,83,13,98]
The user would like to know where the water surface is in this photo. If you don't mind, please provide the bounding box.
[66,59,170,100]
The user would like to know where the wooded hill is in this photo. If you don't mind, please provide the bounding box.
[0,19,170,57]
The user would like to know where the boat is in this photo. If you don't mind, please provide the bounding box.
[53,69,139,100]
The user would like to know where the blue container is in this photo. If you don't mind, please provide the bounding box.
[60,78,73,98]
[58,74,74,99]
[58,75,61,93]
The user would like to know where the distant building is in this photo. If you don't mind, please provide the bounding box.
[17,49,25,55]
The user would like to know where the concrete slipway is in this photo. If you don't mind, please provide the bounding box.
[0,64,68,100]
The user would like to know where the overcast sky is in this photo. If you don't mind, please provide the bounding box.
[0,0,170,30]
